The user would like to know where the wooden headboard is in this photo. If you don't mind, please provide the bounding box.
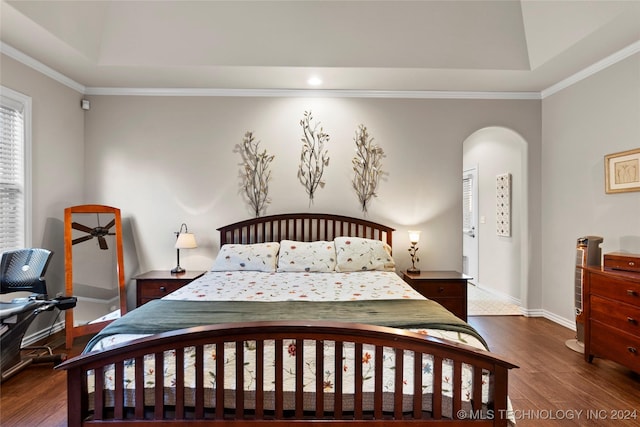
[218,213,394,247]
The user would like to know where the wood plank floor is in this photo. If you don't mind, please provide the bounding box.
[1,316,639,426]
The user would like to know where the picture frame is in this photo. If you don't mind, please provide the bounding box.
[605,148,640,194]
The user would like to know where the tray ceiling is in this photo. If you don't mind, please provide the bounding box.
[1,0,639,93]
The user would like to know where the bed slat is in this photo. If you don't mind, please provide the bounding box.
[94,366,104,420]
[134,356,144,419]
[295,338,304,418]
[256,340,265,419]
[196,344,205,419]
[373,345,383,419]
[315,340,324,418]
[175,348,185,419]
[432,355,443,419]
[153,352,163,419]
[394,347,404,419]
[214,343,223,419]
[236,341,245,418]
[114,361,124,419]
[275,338,284,419]
[413,351,422,419]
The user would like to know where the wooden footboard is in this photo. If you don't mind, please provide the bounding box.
[57,321,517,426]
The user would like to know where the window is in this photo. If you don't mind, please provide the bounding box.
[0,86,31,252]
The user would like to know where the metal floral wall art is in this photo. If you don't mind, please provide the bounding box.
[298,111,330,205]
[236,131,275,217]
[352,124,385,213]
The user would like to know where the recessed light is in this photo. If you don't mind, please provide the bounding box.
[307,76,322,86]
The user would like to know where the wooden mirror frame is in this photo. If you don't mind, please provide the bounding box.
[64,204,127,349]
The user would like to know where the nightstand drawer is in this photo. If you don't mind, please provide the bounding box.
[138,280,187,298]
[407,281,465,298]
[134,270,206,307]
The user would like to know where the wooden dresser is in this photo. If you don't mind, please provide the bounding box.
[583,257,640,373]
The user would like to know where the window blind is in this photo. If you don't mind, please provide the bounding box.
[462,174,473,232]
[0,93,26,252]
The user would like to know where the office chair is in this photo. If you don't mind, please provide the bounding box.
[0,248,76,382]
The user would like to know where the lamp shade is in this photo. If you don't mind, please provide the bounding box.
[408,230,421,245]
[175,233,197,249]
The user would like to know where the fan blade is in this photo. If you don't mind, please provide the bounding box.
[72,222,94,233]
[72,235,93,245]
[98,236,108,250]
[104,219,116,230]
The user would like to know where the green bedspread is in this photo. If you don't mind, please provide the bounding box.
[85,299,487,353]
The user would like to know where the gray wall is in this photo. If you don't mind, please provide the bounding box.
[541,53,640,326]
[82,96,542,285]
[0,54,85,334]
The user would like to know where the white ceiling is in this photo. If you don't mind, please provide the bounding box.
[1,0,639,95]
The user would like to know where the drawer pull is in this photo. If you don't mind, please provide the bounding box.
[628,317,638,325]
[628,347,638,354]
[439,287,445,293]
[629,261,636,266]
[627,289,637,297]
[159,286,166,292]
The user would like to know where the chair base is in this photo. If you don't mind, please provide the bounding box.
[1,345,66,382]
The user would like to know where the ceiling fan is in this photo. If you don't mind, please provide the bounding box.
[72,215,116,250]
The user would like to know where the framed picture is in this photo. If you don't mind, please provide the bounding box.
[605,148,640,194]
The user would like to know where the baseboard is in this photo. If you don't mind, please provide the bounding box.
[21,320,65,347]
[472,282,522,306]
[519,308,576,331]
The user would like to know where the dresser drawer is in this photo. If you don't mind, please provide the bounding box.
[590,273,640,306]
[590,322,640,372]
[407,281,465,298]
[591,295,640,337]
[604,252,640,273]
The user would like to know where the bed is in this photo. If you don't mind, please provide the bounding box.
[57,213,517,426]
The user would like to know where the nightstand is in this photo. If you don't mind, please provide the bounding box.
[134,270,206,307]
[402,270,471,321]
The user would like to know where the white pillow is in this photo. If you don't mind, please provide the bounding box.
[334,237,396,272]
[211,242,280,272]
[277,240,336,272]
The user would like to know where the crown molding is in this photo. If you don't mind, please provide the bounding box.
[3,40,637,100]
[541,40,640,99]
[84,86,541,100]
[0,42,86,93]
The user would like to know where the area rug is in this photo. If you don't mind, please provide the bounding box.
[467,284,521,316]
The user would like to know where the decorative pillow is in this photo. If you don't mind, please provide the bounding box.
[334,237,396,272]
[211,242,280,272]
[277,240,336,272]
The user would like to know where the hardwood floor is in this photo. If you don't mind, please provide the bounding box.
[1,317,638,426]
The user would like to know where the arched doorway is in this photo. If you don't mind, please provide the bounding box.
[462,127,528,311]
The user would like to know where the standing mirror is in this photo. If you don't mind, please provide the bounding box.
[64,204,126,349]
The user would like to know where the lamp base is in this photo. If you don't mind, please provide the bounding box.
[171,266,185,274]
[406,268,420,274]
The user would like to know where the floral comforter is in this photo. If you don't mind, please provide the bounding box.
[86,271,503,417]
